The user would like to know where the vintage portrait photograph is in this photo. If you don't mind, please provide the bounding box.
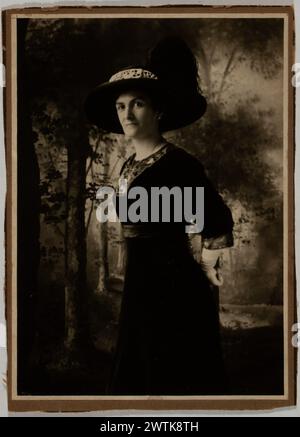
[3,5,296,411]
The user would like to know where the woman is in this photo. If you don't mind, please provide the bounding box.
[85,39,234,395]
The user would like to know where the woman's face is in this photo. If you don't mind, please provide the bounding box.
[115,90,160,139]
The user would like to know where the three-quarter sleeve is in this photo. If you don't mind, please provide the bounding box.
[199,168,234,247]
[178,149,234,249]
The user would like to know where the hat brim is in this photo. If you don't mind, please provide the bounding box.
[84,78,207,133]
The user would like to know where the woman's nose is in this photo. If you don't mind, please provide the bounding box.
[124,105,134,120]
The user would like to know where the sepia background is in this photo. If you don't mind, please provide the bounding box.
[17,17,284,395]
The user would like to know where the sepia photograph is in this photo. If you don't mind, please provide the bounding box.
[3,5,296,411]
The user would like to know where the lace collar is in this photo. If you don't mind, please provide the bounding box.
[119,142,174,190]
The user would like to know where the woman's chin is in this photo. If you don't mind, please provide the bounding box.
[123,127,140,138]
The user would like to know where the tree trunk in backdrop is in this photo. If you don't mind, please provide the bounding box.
[64,129,89,357]
[17,18,41,389]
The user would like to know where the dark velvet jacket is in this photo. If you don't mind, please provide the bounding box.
[108,143,234,396]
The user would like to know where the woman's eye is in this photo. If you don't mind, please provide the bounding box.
[135,100,145,108]
[116,105,124,111]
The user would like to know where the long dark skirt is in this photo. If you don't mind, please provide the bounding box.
[108,234,227,395]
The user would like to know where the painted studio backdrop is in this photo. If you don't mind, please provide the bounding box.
[17,17,284,395]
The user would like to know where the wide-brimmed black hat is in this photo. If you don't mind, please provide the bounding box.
[84,66,207,133]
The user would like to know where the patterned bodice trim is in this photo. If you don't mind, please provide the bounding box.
[117,142,174,192]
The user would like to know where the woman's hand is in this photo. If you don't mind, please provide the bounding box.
[188,238,225,286]
[203,266,224,287]
[200,248,224,287]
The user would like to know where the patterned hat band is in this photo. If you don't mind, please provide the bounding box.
[109,68,158,83]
